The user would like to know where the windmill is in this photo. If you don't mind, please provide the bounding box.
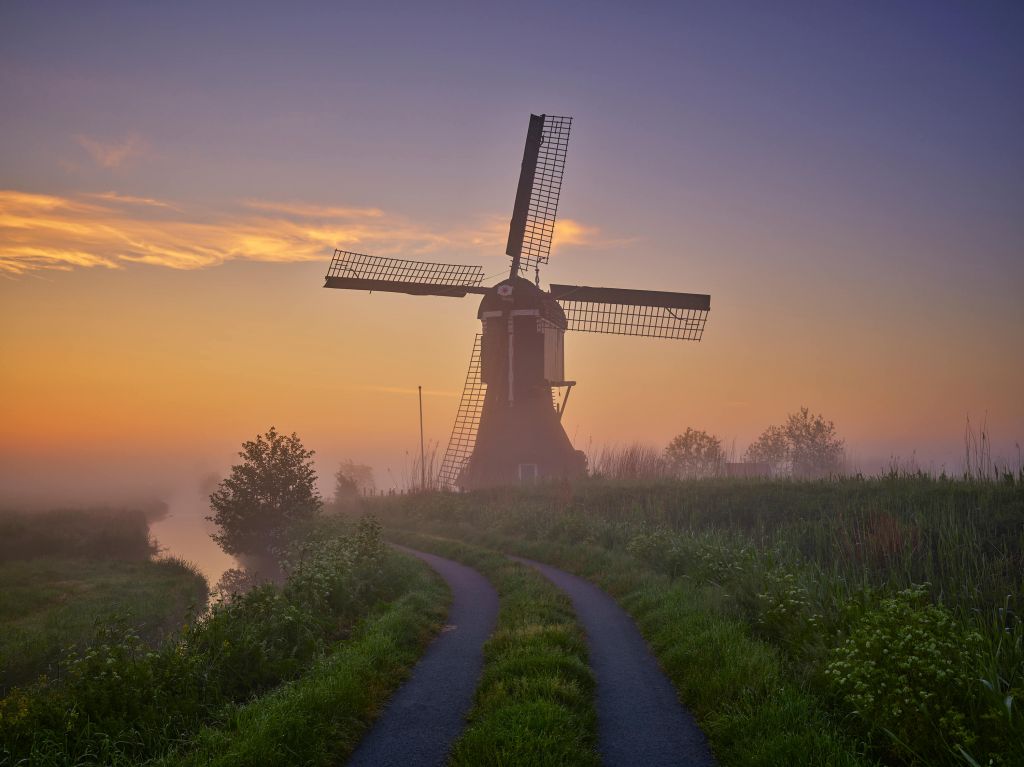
[324,114,710,490]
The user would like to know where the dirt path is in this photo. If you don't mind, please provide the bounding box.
[345,546,499,767]
[511,556,716,767]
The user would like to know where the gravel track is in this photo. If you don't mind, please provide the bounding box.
[511,555,716,767]
[345,546,499,767]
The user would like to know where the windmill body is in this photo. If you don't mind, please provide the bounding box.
[324,114,711,490]
[466,276,585,487]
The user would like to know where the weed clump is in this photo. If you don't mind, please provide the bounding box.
[825,586,984,762]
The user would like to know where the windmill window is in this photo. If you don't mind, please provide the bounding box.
[518,463,539,482]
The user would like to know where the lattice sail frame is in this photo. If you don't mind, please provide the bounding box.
[513,115,572,274]
[327,249,484,287]
[558,301,708,341]
[437,335,486,490]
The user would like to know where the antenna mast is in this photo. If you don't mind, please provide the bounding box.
[418,385,426,491]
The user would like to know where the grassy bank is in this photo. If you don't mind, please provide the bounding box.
[0,507,208,693]
[163,552,446,767]
[0,517,439,766]
[0,556,207,692]
[372,476,1023,766]
[389,531,601,766]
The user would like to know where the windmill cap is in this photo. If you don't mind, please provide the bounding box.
[477,276,567,326]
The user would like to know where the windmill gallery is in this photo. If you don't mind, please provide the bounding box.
[324,115,712,489]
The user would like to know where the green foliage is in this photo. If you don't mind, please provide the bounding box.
[208,427,322,562]
[166,554,447,767]
[825,587,985,763]
[753,567,822,653]
[184,585,327,702]
[0,515,410,766]
[373,476,1024,766]
[0,556,207,691]
[443,533,869,766]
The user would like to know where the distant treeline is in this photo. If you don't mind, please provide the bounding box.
[0,508,156,563]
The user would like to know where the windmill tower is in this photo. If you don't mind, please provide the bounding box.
[324,114,711,490]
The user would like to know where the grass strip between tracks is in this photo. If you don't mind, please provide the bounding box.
[389,530,601,767]
[401,529,877,767]
[161,553,448,767]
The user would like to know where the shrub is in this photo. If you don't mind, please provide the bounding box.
[825,586,984,761]
[753,568,822,654]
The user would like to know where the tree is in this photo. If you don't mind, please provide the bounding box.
[744,424,789,476]
[785,406,845,478]
[329,460,375,512]
[208,427,322,563]
[744,407,845,478]
[664,428,725,479]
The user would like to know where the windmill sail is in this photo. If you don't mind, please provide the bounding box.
[325,250,487,298]
[437,335,487,490]
[324,113,713,491]
[506,114,572,277]
[549,283,710,341]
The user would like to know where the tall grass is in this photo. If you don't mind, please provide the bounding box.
[0,508,156,563]
[372,476,1024,765]
[589,442,668,480]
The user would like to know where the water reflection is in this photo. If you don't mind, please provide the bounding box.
[149,487,237,587]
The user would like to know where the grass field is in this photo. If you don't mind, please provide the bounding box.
[0,515,450,766]
[0,507,209,693]
[0,556,207,692]
[372,475,1024,766]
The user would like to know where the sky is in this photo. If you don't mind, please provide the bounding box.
[2,1,1023,505]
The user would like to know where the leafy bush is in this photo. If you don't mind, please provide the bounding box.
[753,568,822,653]
[825,586,984,762]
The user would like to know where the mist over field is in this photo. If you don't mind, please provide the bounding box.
[2,3,1022,765]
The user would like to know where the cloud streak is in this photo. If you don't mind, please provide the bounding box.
[75,134,149,169]
[0,189,609,276]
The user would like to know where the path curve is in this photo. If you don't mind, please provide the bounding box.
[511,555,716,767]
[346,546,499,767]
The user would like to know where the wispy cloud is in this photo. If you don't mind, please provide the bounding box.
[552,218,599,247]
[90,191,178,209]
[75,133,149,169]
[0,189,609,276]
[0,190,485,275]
[552,218,637,252]
[243,199,384,219]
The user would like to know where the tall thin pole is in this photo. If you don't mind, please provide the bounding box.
[418,385,426,491]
